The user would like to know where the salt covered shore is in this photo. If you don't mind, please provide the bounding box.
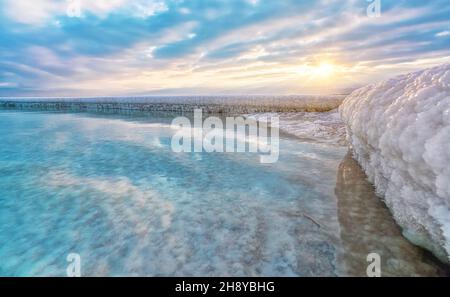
[340,64,450,263]
[246,110,347,145]
[0,95,343,114]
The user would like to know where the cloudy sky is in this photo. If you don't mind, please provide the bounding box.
[0,0,449,97]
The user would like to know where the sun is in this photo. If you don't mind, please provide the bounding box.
[314,63,335,77]
[293,62,337,79]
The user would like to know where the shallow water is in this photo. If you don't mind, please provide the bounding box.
[0,110,446,276]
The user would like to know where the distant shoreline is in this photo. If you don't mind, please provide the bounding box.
[0,95,346,113]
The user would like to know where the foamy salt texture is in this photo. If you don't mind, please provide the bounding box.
[247,110,347,145]
[340,64,450,263]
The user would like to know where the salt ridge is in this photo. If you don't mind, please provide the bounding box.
[340,63,450,263]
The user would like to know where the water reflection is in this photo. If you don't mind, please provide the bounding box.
[335,151,448,276]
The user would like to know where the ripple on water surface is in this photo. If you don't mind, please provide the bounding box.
[0,110,447,276]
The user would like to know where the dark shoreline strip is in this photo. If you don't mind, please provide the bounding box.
[0,96,344,114]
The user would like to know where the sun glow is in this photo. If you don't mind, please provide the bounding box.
[314,63,335,77]
[294,62,337,79]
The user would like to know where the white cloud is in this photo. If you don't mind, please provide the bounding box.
[0,82,18,88]
[131,0,168,18]
[3,0,168,25]
[79,0,128,17]
[27,46,63,67]
[178,7,190,15]
[3,0,65,25]
[436,30,450,37]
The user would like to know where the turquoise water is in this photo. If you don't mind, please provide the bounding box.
[0,110,446,276]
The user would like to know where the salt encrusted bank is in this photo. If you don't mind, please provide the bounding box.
[0,95,344,114]
[340,64,450,263]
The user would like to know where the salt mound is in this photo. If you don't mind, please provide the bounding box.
[340,64,450,263]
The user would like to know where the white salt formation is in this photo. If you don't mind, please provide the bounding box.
[340,64,450,263]
[246,110,347,145]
